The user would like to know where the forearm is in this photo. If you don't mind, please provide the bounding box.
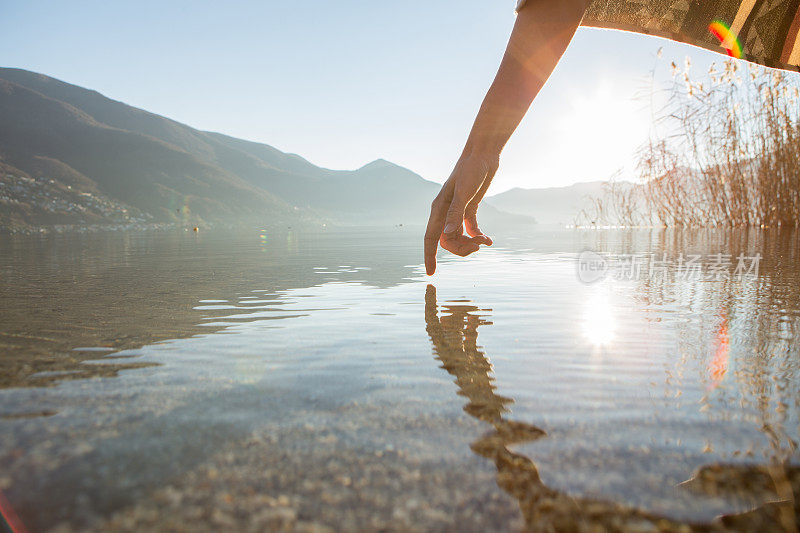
[462,0,588,160]
[425,0,589,273]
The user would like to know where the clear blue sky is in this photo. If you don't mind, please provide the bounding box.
[1,0,729,191]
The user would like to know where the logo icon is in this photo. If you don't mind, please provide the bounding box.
[577,250,608,284]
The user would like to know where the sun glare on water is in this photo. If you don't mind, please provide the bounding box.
[581,288,617,347]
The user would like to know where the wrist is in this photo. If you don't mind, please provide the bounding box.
[461,141,502,167]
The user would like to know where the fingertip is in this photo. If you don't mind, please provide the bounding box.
[426,261,436,276]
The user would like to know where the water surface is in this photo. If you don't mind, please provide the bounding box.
[0,227,798,531]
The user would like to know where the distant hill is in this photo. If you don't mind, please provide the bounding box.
[486,181,610,226]
[0,67,533,231]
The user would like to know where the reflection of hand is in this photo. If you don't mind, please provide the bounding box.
[424,153,496,276]
[425,284,507,424]
[425,285,493,340]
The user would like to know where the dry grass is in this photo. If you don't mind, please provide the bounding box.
[583,58,800,228]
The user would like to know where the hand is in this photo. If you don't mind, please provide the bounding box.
[424,152,497,275]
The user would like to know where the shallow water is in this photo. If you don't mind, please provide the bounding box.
[0,227,798,531]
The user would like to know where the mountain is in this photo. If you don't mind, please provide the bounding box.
[0,67,533,231]
[486,181,610,226]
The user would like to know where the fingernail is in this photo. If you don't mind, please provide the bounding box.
[443,223,458,234]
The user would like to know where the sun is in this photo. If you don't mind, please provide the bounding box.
[557,82,648,176]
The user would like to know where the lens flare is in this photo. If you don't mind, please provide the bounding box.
[0,489,27,533]
[708,20,743,59]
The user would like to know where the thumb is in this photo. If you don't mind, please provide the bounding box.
[443,194,468,235]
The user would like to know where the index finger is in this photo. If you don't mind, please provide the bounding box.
[424,191,450,276]
[424,202,446,276]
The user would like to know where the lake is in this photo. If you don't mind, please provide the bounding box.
[0,227,798,531]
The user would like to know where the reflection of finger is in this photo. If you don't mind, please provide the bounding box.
[424,284,440,324]
[425,284,437,307]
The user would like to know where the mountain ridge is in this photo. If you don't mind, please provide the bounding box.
[487,181,612,225]
[0,67,538,231]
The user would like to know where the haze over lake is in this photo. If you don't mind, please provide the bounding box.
[1,227,797,531]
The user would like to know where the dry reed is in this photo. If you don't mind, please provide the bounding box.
[582,57,800,228]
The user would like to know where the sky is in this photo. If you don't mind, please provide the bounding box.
[0,0,735,192]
